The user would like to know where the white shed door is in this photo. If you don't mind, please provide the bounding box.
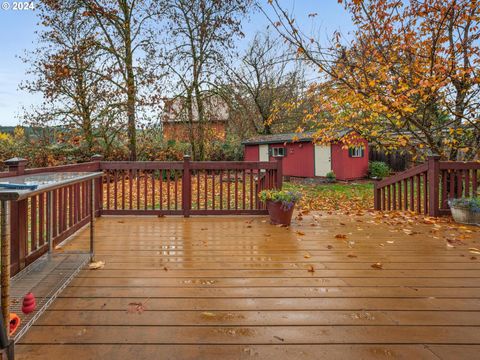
[314,145,331,176]
[259,145,269,162]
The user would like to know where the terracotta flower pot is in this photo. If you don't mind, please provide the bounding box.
[266,200,295,226]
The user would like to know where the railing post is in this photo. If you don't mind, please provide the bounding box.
[4,158,28,274]
[4,157,27,175]
[91,154,104,217]
[275,157,283,189]
[374,181,381,210]
[427,155,441,217]
[182,155,191,217]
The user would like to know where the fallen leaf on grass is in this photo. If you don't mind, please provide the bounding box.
[371,262,383,270]
[88,260,105,270]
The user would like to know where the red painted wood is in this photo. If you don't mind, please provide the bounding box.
[331,139,369,180]
[465,170,470,197]
[219,171,223,210]
[39,193,45,246]
[121,171,125,210]
[30,196,37,251]
[473,170,478,197]
[416,175,421,212]
[151,173,155,210]
[212,171,215,210]
[242,170,246,210]
[409,177,414,211]
[52,189,58,238]
[244,145,259,161]
[167,169,171,210]
[113,171,118,210]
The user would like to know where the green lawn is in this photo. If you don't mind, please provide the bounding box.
[283,181,374,212]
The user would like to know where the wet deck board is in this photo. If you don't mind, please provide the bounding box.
[16,214,480,359]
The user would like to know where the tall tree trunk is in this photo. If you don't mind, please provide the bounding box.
[124,5,137,161]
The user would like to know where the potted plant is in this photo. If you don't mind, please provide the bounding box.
[258,189,301,226]
[448,198,480,226]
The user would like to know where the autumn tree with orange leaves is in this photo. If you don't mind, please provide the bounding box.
[265,0,480,161]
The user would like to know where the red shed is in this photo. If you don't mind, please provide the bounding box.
[242,131,369,181]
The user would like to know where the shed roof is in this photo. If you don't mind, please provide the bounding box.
[242,130,351,145]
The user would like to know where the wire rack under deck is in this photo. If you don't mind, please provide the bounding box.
[9,252,90,343]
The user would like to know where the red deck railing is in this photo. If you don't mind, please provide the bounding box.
[0,156,282,276]
[374,155,480,216]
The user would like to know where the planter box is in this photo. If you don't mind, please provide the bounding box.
[450,206,480,226]
[266,200,295,226]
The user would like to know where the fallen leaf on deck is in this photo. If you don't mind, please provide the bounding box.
[296,231,305,236]
[88,260,105,270]
[163,266,168,271]
[201,312,216,318]
[127,301,147,314]
[201,228,208,230]
[347,254,357,258]
[371,262,383,270]
[307,265,315,273]
[327,245,333,249]
[335,234,347,239]
[304,253,311,259]
[273,335,285,342]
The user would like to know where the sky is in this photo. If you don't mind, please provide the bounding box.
[0,0,354,126]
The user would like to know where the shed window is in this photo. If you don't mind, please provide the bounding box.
[272,147,286,157]
[349,146,364,158]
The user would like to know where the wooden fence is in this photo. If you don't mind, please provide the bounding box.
[0,156,282,276]
[374,155,479,216]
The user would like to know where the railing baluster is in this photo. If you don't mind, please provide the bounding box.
[250,170,254,210]
[242,170,246,210]
[219,170,223,210]
[197,170,200,210]
[465,169,470,197]
[416,175,421,212]
[473,170,478,197]
[227,170,231,210]
[167,169,171,210]
[121,171,125,210]
[410,177,414,211]
[31,196,37,251]
[235,169,238,210]
[212,170,215,210]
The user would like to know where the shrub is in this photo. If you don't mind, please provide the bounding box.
[326,171,336,182]
[369,161,390,179]
[258,189,302,210]
[448,198,480,213]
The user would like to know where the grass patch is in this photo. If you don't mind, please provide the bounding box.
[283,181,374,212]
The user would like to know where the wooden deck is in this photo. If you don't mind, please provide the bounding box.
[16,213,480,359]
